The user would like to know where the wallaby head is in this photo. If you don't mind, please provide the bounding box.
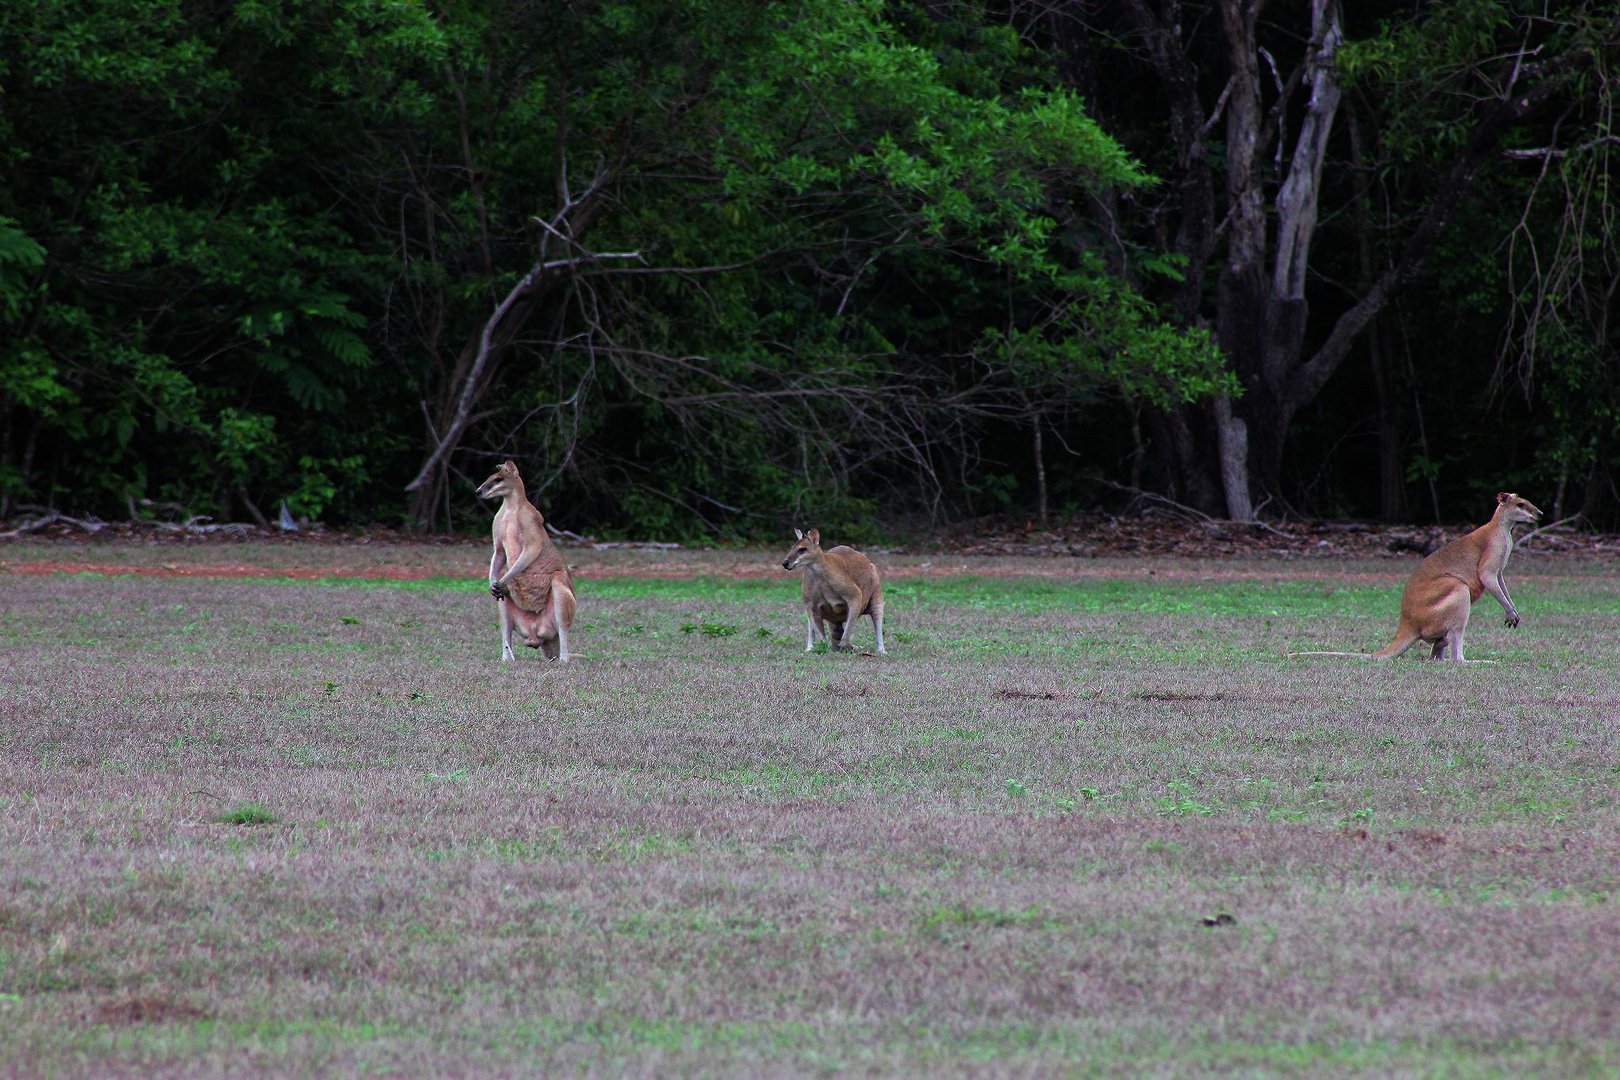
[781,528,822,570]
[1495,491,1542,527]
[476,460,525,501]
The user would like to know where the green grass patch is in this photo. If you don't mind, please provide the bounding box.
[2,555,1617,1076]
[217,802,276,827]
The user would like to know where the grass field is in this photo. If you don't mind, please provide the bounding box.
[2,543,1618,1076]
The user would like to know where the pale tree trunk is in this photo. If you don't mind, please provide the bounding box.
[1213,0,1342,516]
[1211,395,1254,522]
[1104,1,1615,521]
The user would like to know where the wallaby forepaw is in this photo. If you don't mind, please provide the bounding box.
[1504,615,1520,628]
[490,581,509,600]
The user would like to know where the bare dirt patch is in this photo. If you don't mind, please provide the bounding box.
[88,994,208,1026]
[4,508,1618,587]
[2,543,1609,591]
[1131,690,1228,702]
[0,560,438,581]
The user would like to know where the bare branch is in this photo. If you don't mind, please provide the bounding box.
[404,249,642,494]
[1199,76,1235,139]
[0,511,106,538]
[1516,514,1585,547]
[1287,17,1618,412]
[1502,134,1620,159]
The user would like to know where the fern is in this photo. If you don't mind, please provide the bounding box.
[0,217,45,270]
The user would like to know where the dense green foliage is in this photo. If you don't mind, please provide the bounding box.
[2,1,1614,533]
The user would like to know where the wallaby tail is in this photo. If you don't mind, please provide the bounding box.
[1288,650,1378,659]
[1369,625,1420,660]
[1290,625,1418,661]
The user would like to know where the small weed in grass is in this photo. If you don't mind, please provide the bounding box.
[219,802,276,827]
[424,769,469,785]
[1158,780,1217,817]
[339,616,361,625]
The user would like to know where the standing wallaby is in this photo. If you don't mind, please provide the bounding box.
[1293,492,1541,663]
[781,528,886,654]
[476,460,577,662]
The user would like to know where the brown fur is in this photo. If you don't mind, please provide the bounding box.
[1293,492,1541,664]
[476,460,577,662]
[781,528,886,653]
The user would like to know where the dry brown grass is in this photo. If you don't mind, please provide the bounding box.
[1,550,1617,1075]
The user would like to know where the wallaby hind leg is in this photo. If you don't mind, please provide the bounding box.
[829,619,851,650]
[549,579,574,663]
[1435,591,1473,663]
[870,603,886,654]
[1443,627,1466,663]
[498,600,516,662]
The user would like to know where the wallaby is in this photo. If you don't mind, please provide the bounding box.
[781,528,886,654]
[476,460,577,662]
[1293,492,1541,664]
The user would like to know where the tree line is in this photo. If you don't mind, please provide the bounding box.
[2,1,1616,537]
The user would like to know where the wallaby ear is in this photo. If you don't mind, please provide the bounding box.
[793,528,803,541]
[806,528,820,544]
[1496,491,1512,504]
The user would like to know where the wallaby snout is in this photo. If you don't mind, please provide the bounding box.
[476,459,521,502]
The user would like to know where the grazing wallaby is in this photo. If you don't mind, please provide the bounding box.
[1293,492,1541,664]
[781,528,886,654]
[476,460,577,662]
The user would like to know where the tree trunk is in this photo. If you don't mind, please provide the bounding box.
[1145,405,1222,513]
[1346,106,1406,521]
[1217,0,1342,509]
[1101,2,1610,520]
[1032,417,1048,526]
[1368,318,1406,521]
[1211,394,1254,522]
